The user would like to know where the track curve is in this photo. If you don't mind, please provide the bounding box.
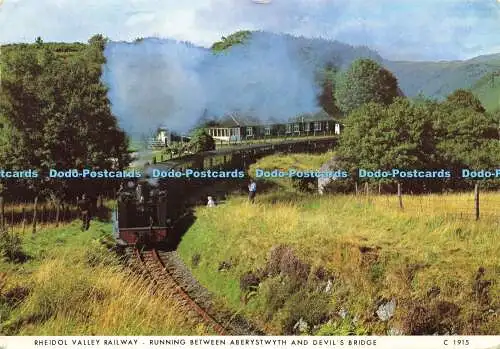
[127,247,263,335]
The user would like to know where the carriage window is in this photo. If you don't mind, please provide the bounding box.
[265,127,271,136]
[314,122,322,131]
[246,127,253,136]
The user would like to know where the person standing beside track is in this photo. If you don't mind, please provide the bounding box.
[207,196,216,207]
[77,193,91,231]
[248,179,257,203]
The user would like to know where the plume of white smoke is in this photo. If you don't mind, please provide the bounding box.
[102,32,381,137]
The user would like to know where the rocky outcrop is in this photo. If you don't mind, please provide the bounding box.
[318,156,339,194]
[376,298,397,321]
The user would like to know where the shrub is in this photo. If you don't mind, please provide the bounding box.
[266,245,310,283]
[259,276,301,319]
[322,179,355,194]
[240,271,261,292]
[403,304,436,334]
[0,231,28,263]
[1,286,30,307]
[188,129,215,153]
[191,253,201,267]
[399,299,462,335]
[291,177,317,193]
[279,290,331,334]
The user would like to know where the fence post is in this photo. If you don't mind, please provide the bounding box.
[22,207,26,233]
[474,183,480,221]
[41,205,45,225]
[55,201,60,227]
[355,182,358,195]
[365,182,369,196]
[397,182,404,210]
[0,196,4,231]
[32,196,38,234]
[378,183,381,195]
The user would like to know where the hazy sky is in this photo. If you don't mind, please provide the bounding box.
[1,0,500,60]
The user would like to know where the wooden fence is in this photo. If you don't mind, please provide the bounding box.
[353,183,499,222]
[0,196,111,234]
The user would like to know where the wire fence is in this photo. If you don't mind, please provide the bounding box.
[352,183,500,223]
[0,196,112,234]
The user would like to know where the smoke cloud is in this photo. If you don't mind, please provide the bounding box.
[102,31,381,137]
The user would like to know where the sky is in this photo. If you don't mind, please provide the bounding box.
[1,0,500,61]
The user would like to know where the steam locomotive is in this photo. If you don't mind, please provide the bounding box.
[113,162,197,246]
[114,179,170,246]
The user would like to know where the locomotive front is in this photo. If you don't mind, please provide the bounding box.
[114,178,169,246]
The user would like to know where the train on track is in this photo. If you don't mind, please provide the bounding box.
[114,136,337,246]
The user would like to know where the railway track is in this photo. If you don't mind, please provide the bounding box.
[126,247,263,336]
[119,138,338,334]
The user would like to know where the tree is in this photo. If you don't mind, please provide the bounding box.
[335,59,401,114]
[336,95,499,192]
[211,31,252,53]
[432,105,499,169]
[317,64,341,116]
[338,98,434,170]
[445,89,486,113]
[188,129,215,153]
[0,36,130,203]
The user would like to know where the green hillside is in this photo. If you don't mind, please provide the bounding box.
[471,71,500,112]
[384,54,500,99]
[209,30,500,100]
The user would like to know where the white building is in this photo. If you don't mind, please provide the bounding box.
[156,127,171,145]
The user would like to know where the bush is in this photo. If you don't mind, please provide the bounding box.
[322,179,355,194]
[1,286,30,307]
[188,129,215,153]
[0,231,28,263]
[266,245,310,283]
[315,318,369,335]
[191,253,201,267]
[291,177,317,192]
[240,271,261,292]
[399,299,462,335]
[279,290,331,334]
[259,276,302,319]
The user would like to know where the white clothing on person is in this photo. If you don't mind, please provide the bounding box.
[249,182,257,192]
[207,196,216,207]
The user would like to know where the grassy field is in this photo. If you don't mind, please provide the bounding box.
[177,153,500,335]
[0,221,209,335]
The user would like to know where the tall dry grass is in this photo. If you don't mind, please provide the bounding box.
[178,191,500,334]
[0,222,209,335]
